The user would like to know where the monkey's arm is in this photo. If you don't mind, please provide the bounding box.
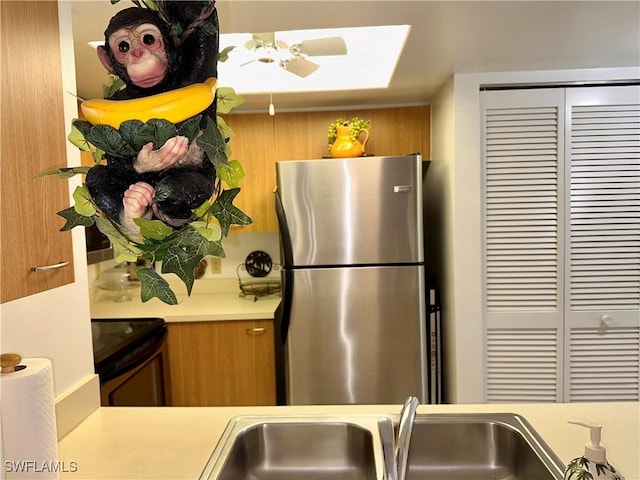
[120,182,155,233]
[134,135,207,174]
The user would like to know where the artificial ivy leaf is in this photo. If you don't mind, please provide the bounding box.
[216,160,245,188]
[177,114,203,141]
[154,182,172,202]
[86,125,136,158]
[189,221,222,242]
[111,238,142,264]
[137,267,178,305]
[218,45,235,63]
[180,228,225,257]
[68,123,92,152]
[95,216,143,260]
[202,238,225,257]
[34,166,91,180]
[102,75,125,99]
[194,200,213,219]
[57,207,95,231]
[169,23,183,40]
[216,115,234,141]
[72,185,96,216]
[141,0,159,11]
[216,86,244,114]
[133,119,178,150]
[118,119,144,148]
[72,119,93,138]
[161,245,202,295]
[210,188,252,236]
[197,116,228,166]
[201,20,218,37]
[134,217,173,241]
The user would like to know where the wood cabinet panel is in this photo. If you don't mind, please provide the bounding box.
[167,320,276,406]
[347,106,428,157]
[224,105,430,233]
[1,1,74,303]
[274,111,346,160]
[224,114,277,233]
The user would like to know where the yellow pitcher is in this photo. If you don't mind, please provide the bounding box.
[330,125,370,158]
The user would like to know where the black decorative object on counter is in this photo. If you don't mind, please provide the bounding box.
[237,251,281,301]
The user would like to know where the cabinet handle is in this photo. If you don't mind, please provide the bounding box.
[246,327,266,336]
[30,261,70,272]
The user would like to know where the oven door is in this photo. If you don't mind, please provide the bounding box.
[91,318,171,407]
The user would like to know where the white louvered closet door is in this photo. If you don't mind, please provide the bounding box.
[482,85,640,403]
[564,86,640,402]
[482,89,565,403]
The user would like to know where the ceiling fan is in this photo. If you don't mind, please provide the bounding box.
[242,32,348,78]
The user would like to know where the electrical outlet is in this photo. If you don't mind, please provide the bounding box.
[210,256,222,274]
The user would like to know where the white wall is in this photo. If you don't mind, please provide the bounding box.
[0,2,95,400]
[436,66,640,404]
[87,231,280,291]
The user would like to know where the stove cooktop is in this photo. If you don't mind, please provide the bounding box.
[91,317,165,369]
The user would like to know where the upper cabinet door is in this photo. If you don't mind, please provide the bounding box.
[1,1,74,303]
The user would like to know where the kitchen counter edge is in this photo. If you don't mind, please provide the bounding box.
[58,402,639,480]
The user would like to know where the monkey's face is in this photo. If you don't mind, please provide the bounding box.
[108,23,168,89]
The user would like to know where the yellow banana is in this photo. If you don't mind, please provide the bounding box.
[80,77,217,129]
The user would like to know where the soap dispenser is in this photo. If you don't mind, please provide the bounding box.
[564,421,624,480]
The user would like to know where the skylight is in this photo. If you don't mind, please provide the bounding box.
[217,25,411,95]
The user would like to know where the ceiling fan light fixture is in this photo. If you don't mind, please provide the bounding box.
[218,25,410,95]
[256,45,278,63]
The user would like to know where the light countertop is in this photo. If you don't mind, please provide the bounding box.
[58,402,639,480]
[90,278,281,322]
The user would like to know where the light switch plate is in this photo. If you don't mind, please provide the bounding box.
[210,256,222,274]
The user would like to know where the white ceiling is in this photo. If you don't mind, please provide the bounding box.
[71,1,640,112]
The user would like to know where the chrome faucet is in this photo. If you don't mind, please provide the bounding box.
[378,396,420,480]
[396,396,419,480]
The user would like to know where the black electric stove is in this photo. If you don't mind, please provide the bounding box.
[91,317,166,384]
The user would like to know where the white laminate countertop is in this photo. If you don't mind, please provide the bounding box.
[90,278,281,322]
[58,402,639,480]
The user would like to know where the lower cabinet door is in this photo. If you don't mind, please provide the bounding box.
[167,320,276,406]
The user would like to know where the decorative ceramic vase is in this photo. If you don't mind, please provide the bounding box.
[330,125,370,158]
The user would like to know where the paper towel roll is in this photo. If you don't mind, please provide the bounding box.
[1,358,59,480]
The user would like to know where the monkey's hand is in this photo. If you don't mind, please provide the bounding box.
[134,136,190,174]
[120,182,155,234]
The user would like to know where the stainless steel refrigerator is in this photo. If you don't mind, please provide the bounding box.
[274,154,428,405]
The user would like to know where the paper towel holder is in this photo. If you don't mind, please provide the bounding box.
[1,353,25,373]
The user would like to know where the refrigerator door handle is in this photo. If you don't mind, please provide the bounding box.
[278,268,294,344]
[274,188,293,268]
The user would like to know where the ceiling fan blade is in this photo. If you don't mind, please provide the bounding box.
[280,57,320,78]
[253,32,276,45]
[292,36,347,57]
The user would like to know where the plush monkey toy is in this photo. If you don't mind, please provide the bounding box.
[85,2,219,232]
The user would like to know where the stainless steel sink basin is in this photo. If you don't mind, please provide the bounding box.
[404,413,565,480]
[199,413,564,480]
[199,416,379,480]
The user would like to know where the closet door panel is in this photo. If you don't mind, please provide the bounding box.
[564,85,640,402]
[482,89,565,403]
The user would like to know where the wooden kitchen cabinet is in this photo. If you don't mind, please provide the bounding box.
[166,320,276,406]
[1,1,75,303]
[224,105,431,233]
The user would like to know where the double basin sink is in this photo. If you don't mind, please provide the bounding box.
[199,411,565,480]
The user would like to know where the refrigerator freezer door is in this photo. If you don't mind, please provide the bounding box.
[276,155,423,267]
[283,265,427,405]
